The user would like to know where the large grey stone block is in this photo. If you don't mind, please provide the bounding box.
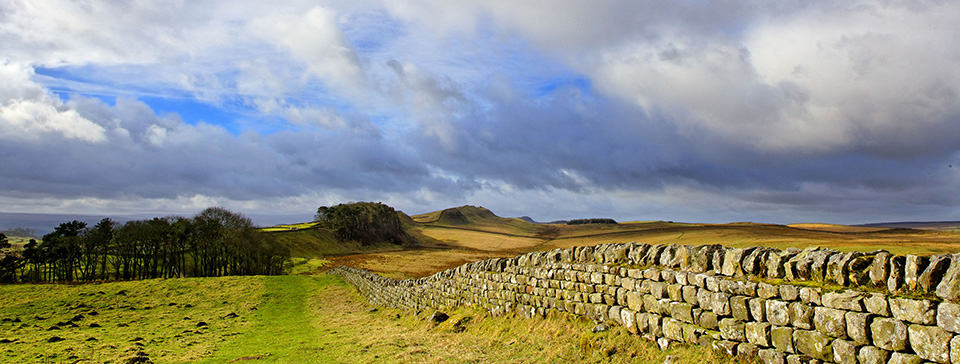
[758,349,786,364]
[937,302,960,333]
[870,317,908,351]
[790,302,815,330]
[889,297,936,325]
[907,324,951,364]
[767,300,790,326]
[821,290,864,311]
[750,297,766,322]
[662,318,685,342]
[719,318,745,341]
[887,352,922,364]
[746,321,772,347]
[670,302,694,323]
[870,252,891,288]
[845,311,872,345]
[813,307,847,338]
[793,329,833,361]
[857,346,890,364]
[731,295,750,321]
[864,293,890,316]
[772,326,794,353]
[831,339,858,364]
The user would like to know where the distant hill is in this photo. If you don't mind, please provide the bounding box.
[412,205,543,236]
[856,221,960,231]
[517,216,538,223]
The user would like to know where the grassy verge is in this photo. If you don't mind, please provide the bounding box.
[1,269,748,363]
[205,273,747,363]
[0,277,263,363]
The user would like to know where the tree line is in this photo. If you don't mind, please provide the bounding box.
[566,218,618,225]
[0,207,289,284]
[315,202,412,245]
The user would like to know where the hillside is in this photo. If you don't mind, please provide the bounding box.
[857,220,960,231]
[261,205,960,279]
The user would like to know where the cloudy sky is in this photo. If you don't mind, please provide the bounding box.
[1,0,959,225]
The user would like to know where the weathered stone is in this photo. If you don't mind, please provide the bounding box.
[750,298,766,322]
[746,322,772,347]
[907,324,951,363]
[705,276,719,292]
[621,308,637,334]
[904,255,929,291]
[697,288,712,310]
[712,292,730,316]
[758,349,786,364]
[821,290,864,311]
[889,297,936,325]
[936,254,960,301]
[793,329,833,361]
[657,337,671,350]
[731,296,750,321]
[784,355,804,364]
[771,326,794,353]
[608,306,622,325]
[864,293,890,316]
[719,318,745,341]
[667,284,683,301]
[682,285,698,305]
[831,339,858,364]
[647,314,663,337]
[670,302,694,323]
[870,317,908,351]
[844,311,872,345]
[870,252,891,288]
[798,287,820,305]
[643,294,660,314]
[887,255,905,294]
[738,342,759,358]
[918,254,950,293]
[767,300,790,326]
[625,291,643,312]
[813,307,847,338]
[662,318,685,342]
[758,282,780,299]
[790,302,815,330]
[951,335,960,364]
[685,305,709,328]
[780,285,799,301]
[712,340,738,356]
[857,346,889,364]
[722,248,745,277]
[887,352,922,364]
[848,254,875,286]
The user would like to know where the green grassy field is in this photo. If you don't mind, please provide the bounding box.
[0,264,747,363]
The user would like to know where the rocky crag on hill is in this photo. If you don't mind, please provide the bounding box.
[332,243,960,364]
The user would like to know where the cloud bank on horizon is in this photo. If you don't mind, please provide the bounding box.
[1,0,958,224]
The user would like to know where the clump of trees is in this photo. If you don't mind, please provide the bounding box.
[0,207,289,284]
[316,202,411,245]
[566,218,618,225]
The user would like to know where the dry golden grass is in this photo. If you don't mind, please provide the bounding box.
[786,223,889,233]
[327,220,960,280]
[415,226,544,251]
[327,248,516,279]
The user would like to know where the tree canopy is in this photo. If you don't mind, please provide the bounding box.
[316,202,411,245]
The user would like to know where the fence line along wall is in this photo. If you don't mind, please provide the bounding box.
[330,243,960,364]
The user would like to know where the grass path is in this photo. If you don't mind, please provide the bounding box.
[202,273,747,363]
[199,275,329,362]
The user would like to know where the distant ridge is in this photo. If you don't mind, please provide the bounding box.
[856,220,960,230]
[517,216,538,223]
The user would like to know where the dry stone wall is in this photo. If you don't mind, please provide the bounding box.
[330,243,960,364]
